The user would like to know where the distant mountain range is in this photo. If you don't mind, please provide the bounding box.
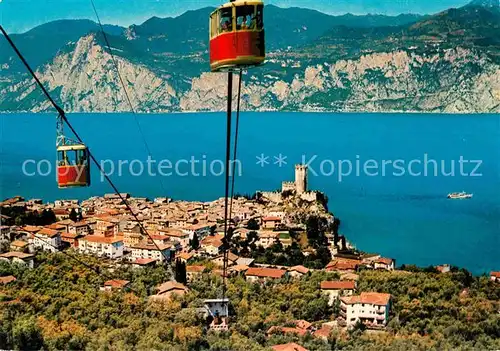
[1,1,499,113]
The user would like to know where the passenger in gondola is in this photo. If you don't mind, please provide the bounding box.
[241,16,249,29]
[59,153,69,166]
[249,15,257,29]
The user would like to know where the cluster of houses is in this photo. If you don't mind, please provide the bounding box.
[0,193,305,265]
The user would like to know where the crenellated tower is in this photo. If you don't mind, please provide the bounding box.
[295,164,308,194]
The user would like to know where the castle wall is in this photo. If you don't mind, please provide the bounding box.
[282,181,295,192]
[300,191,318,202]
[260,191,283,203]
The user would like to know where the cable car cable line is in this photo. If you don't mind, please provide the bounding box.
[88,0,169,198]
[0,24,172,267]
[221,71,233,302]
[228,70,243,222]
[222,69,243,300]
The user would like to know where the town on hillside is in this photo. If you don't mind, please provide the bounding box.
[1,165,499,348]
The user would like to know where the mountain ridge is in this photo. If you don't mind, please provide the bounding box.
[1,1,499,113]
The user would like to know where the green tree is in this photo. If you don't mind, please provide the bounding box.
[69,209,78,222]
[12,317,43,350]
[247,219,260,231]
[190,233,200,250]
[175,260,187,284]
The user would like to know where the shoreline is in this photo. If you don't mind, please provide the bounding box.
[1,111,498,115]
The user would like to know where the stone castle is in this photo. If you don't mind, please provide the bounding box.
[282,165,308,194]
[260,165,318,203]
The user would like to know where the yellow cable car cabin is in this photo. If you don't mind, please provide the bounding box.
[56,144,90,188]
[209,0,265,72]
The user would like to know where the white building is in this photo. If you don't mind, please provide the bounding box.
[320,280,356,306]
[204,298,230,331]
[130,242,173,262]
[68,221,90,235]
[158,229,190,248]
[373,258,395,271]
[0,226,11,245]
[0,252,35,269]
[339,292,391,329]
[78,235,124,259]
[31,228,61,252]
[182,224,212,241]
[245,267,287,283]
[256,231,280,248]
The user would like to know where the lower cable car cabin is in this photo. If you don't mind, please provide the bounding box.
[57,144,90,188]
[209,0,265,72]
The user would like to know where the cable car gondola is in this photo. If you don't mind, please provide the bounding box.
[209,0,265,72]
[56,115,90,188]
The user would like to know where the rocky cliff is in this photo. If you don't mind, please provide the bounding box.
[0,35,177,112]
[1,3,499,113]
[181,47,500,113]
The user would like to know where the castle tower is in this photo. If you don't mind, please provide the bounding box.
[295,164,308,194]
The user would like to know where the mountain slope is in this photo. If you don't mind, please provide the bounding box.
[264,5,423,50]
[0,20,125,77]
[0,34,177,112]
[180,47,500,113]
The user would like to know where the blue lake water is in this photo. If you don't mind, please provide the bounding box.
[1,112,499,274]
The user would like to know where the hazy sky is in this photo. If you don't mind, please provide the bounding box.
[1,0,471,33]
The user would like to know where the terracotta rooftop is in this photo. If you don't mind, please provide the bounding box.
[376,257,394,265]
[289,265,309,274]
[0,276,17,284]
[246,267,287,279]
[201,234,224,245]
[10,240,28,248]
[37,228,60,237]
[341,292,391,306]
[271,343,309,351]
[294,320,312,330]
[21,225,41,233]
[132,258,156,265]
[313,325,333,339]
[0,252,35,259]
[262,216,281,222]
[46,223,66,230]
[159,229,188,238]
[131,242,172,251]
[57,219,75,225]
[177,252,194,260]
[186,265,205,273]
[156,281,189,295]
[326,259,360,271]
[491,271,500,278]
[61,232,80,239]
[320,280,356,290]
[104,280,130,288]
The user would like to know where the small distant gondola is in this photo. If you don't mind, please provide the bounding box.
[57,143,90,188]
[55,115,90,189]
[209,0,265,72]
